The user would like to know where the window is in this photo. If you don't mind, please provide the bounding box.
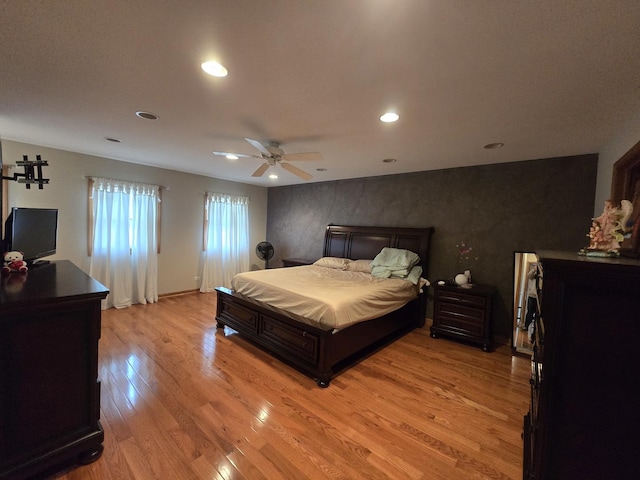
[200,192,250,291]
[88,177,161,309]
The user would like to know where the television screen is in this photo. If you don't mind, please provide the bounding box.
[4,207,58,263]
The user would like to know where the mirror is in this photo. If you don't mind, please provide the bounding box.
[512,252,540,356]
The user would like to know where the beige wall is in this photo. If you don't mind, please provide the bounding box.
[1,140,268,295]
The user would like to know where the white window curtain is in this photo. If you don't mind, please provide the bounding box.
[89,177,159,309]
[200,192,250,291]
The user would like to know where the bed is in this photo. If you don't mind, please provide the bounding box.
[215,224,434,387]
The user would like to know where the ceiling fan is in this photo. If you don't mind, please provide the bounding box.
[214,138,322,181]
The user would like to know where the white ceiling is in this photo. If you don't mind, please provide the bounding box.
[1,0,640,187]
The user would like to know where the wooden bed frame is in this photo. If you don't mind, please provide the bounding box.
[215,224,434,387]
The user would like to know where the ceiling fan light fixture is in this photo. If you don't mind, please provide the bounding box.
[201,61,228,77]
[380,112,399,123]
[269,172,278,179]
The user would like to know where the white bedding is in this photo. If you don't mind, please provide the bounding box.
[231,265,419,331]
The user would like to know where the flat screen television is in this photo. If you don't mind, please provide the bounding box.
[3,207,58,264]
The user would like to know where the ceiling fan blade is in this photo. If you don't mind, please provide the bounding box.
[281,162,313,181]
[245,138,271,156]
[213,151,257,159]
[281,152,323,162]
[252,163,270,177]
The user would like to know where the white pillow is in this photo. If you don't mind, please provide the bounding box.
[313,257,350,270]
[345,259,372,273]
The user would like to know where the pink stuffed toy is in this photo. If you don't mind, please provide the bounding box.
[2,251,28,274]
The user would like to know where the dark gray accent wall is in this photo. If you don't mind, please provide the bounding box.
[266,154,598,341]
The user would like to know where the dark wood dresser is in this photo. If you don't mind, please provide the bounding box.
[430,283,495,351]
[0,261,108,480]
[524,251,640,480]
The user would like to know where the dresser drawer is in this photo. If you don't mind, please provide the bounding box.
[218,300,259,334]
[260,315,319,363]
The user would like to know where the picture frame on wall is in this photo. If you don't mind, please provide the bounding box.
[620,216,640,258]
[611,139,640,258]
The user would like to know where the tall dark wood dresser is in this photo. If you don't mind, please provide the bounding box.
[523,251,640,479]
[0,261,108,480]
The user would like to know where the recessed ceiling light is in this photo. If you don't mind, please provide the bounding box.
[382,158,397,163]
[201,61,228,77]
[316,168,327,172]
[226,154,238,160]
[269,173,278,179]
[135,111,159,120]
[104,137,121,143]
[380,112,399,123]
[484,142,504,149]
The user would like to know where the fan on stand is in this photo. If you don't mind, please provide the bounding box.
[255,241,274,268]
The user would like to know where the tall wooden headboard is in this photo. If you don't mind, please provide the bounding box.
[322,225,435,275]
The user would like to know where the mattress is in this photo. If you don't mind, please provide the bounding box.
[231,265,419,331]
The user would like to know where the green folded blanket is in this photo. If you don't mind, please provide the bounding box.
[370,247,422,284]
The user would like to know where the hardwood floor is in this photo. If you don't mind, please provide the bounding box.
[48,293,530,480]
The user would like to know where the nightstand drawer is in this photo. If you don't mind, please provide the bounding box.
[437,290,486,308]
[282,258,315,267]
[435,312,485,336]
[437,302,484,323]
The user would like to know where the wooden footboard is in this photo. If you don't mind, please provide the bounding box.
[215,286,426,387]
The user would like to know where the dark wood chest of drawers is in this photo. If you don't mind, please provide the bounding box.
[0,261,109,480]
[523,251,640,480]
[430,283,495,351]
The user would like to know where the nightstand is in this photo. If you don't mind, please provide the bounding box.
[282,258,315,267]
[431,283,496,352]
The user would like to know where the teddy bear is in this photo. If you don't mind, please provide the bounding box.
[2,251,28,274]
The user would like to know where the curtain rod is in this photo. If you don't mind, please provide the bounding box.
[202,191,250,201]
[83,176,169,190]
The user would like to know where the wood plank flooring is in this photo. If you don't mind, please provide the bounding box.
[49,293,531,480]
